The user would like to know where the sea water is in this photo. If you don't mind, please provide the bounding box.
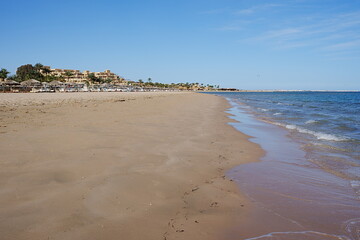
[208,92,360,240]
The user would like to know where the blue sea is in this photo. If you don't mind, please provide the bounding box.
[208,92,360,240]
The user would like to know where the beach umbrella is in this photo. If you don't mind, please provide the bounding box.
[49,80,64,86]
[4,80,20,85]
[20,79,41,86]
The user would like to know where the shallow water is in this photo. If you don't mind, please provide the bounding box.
[207,92,360,240]
[228,92,360,183]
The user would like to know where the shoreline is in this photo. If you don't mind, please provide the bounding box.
[215,92,360,240]
[0,92,263,240]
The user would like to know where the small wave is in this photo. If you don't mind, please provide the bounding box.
[285,124,297,130]
[257,108,269,112]
[306,120,318,124]
[308,105,319,109]
[350,181,360,199]
[244,231,350,240]
[335,124,357,131]
[283,125,348,141]
[273,112,282,116]
[343,218,360,240]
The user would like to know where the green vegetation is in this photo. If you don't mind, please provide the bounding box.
[88,73,102,83]
[0,68,9,81]
[1,63,221,90]
[16,64,42,81]
[4,63,63,82]
[2,63,66,83]
[132,78,219,90]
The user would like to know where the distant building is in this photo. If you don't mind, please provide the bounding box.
[44,66,125,84]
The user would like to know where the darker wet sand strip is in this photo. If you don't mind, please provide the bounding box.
[0,92,263,240]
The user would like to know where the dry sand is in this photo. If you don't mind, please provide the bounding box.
[0,92,263,240]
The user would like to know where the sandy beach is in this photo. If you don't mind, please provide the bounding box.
[0,92,262,240]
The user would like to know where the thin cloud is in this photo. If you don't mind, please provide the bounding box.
[207,2,360,59]
[274,41,312,50]
[237,9,254,15]
[322,49,360,60]
[257,28,302,40]
[234,3,284,15]
[200,8,228,15]
[214,20,253,31]
[322,40,360,51]
[215,26,243,31]
[246,9,360,54]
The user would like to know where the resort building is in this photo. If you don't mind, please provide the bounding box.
[44,66,125,84]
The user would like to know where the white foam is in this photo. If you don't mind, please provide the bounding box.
[285,124,297,130]
[283,124,347,141]
[343,218,360,240]
[244,231,351,240]
[304,130,346,141]
[305,120,318,124]
[350,181,360,198]
[273,112,282,115]
[350,181,360,188]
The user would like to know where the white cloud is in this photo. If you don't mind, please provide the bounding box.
[244,9,360,54]
[234,4,284,15]
[209,2,360,59]
[259,28,302,39]
[214,20,253,31]
[322,40,360,51]
[216,26,242,31]
[200,8,228,15]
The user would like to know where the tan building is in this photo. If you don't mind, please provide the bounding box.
[45,66,125,84]
[94,70,120,82]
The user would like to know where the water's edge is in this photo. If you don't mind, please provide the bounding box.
[221,96,360,240]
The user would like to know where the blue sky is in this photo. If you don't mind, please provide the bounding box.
[1,0,359,90]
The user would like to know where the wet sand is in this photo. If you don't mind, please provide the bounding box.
[0,92,262,240]
[224,96,360,240]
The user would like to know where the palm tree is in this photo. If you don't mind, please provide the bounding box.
[147,77,152,86]
[0,68,10,81]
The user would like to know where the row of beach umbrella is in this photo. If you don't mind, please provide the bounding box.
[1,79,65,86]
